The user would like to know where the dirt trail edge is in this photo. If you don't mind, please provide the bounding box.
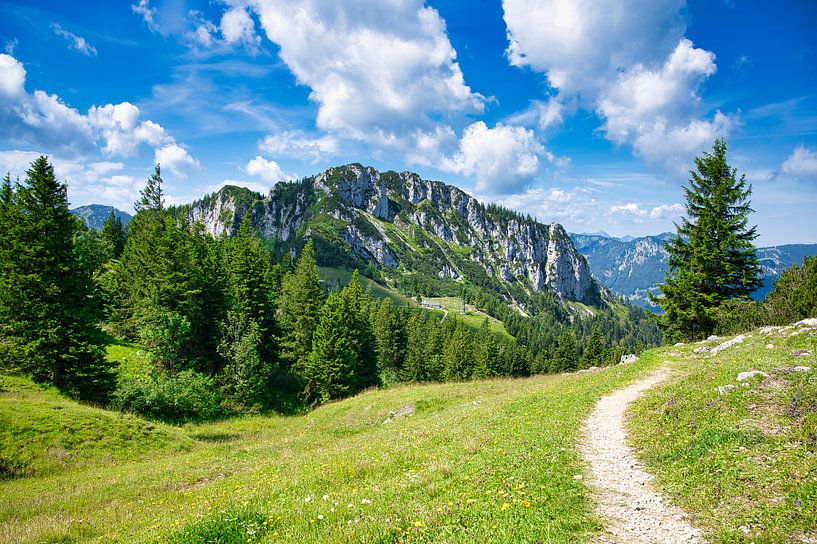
[581,368,703,544]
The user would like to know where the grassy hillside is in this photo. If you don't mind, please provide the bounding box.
[629,324,817,543]
[0,356,659,543]
[0,374,192,480]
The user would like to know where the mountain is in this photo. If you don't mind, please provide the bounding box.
[180,164,604,305]
[569,232,817,309]
[71,205,132,230]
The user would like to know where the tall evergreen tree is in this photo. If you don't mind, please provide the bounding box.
[302,291,357,404]
[401,311,426,382]
[342,270,377,388]
[551,331,578,373]
[280,240,324,372]
[653,139,762,341]
[100,209,126,260]
[0,157,112,400]
[579,327,606,369]
[373,297,402,377]
[473,318,498,378]
[443,320,473,380]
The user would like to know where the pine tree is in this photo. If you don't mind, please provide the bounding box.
[302,291,357,404]
[579,327,606,368]
[373,297,402,377]
[0,157,112,400]
[443,320,473,380]
[653,139,762,341]
[280,240,324,372]
[342,270,378,388]
[401,311,426,381]
[136,164,164,212]
[473,318,498,378]
[100,209,126,260]
[551,331,578,373]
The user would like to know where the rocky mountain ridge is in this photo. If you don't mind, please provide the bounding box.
[181,164,603,304]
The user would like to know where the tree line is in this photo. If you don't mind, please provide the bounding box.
[1,157,661,422]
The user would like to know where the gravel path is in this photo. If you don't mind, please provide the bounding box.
[581,368,703,543]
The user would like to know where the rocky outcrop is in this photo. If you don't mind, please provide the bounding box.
[183,163,604,302]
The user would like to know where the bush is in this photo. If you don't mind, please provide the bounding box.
[140,311,192,371]
[765,256,817,324]
[111,357,225,423]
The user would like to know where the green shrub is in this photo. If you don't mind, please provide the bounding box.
[765,255,817,324]
[111,357,225,423]
[140,311,192,371]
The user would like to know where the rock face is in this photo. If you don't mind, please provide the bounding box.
[182,164,604,303]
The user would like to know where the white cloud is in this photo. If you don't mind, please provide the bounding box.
[440,122,551,194]
[244,155,292,182]
[609,202,648,219]
[504,0,685,95]
[649,202,684,219]
[155,143,199,178]
[0,150,141,212]
[0,53,26,98]
[87,102,172,156]
[249,0,484,141]
[0,54,195,169]
[221,6,261,51]
[781,145,817,178]
[132,0,160,33]
[502,0,734,177]
[259,130,339,162]
[490,186,598,225]
[50,23,98,57]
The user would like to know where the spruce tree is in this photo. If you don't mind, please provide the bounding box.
[579,327,606,368]
[401,311,426,381]
[443,320,473,380]
[551,331,578,373]
[0,157,112,400]
[342,270,378,388]
[473,318,498,378]
[302,291,357,404]
[100,209,126,260]
[373,297,401,377]
[653,139,762,341]
[280,240,324,372]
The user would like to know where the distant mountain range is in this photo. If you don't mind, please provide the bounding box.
[569,232,817,310]
[70,205,132,230]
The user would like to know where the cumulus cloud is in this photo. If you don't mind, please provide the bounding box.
[649,202,684,219]
[50,23,97,56]
[244,155,292,182]
[781,145,817,178]
[259,130,339,162]
[0,53,196,173]
[0,150,141,211]
[221,6,261,50]
[249,0,484,140]
[609,202,648,219]
[440,122,558,194]
[490,186,598,225]
[87,102,172,156]
[155,143,199,178]
[503,0,733,176]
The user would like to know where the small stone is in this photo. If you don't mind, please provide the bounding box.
[674,342,684,346]
[694,346,711,354]
[718,384,735,395]
[711,335,746,354]
[766,344,774,349]
[619,354,638,364]
[706,335,720,341]
[793,349,813,358]
[795,318,817,327]
[779,365,811,373]
[736,370,769,382]
[573,474,583,480]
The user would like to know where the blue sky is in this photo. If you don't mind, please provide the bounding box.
[1,0,815,245]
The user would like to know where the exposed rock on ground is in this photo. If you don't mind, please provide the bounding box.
[711,335,746,354]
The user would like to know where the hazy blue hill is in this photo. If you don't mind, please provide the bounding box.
[570,232,817,310]
[70,205,132,230]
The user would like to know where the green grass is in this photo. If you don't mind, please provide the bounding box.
[424,296,511,338]
[1,357,658,543]
[319,266,411,306]
[0,374,192,480]
[629,327,817,543]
